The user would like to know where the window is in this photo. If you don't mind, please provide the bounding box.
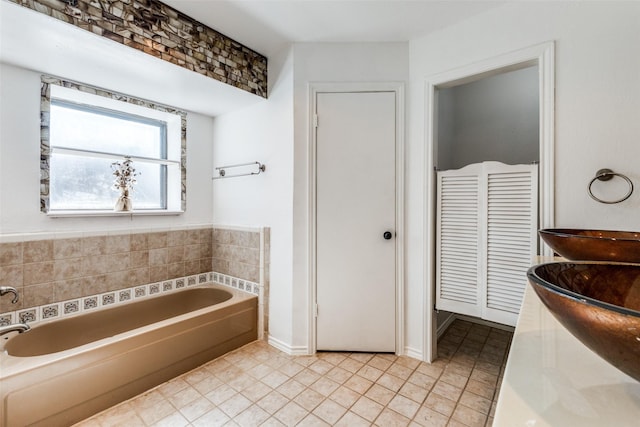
[41,76,186,215]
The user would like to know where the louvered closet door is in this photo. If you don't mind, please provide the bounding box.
[483,162,538,326]
[436,163,483,318]
[436,162,538,327]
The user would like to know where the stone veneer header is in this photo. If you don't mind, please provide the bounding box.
[10,0,268,98]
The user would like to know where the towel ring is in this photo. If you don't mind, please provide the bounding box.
[588,168,633,204]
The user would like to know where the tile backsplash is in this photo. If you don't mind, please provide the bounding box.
[0,226,268,321]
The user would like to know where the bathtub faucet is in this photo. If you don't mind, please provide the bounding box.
[0,286,19,303]
[0,323,30,336]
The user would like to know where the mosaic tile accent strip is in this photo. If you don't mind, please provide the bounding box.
[1,271,258,329]
[64,300,80,315]
[39,75,187,213]
[0,313,14,326]
[42,304,60,319]
[10,0,267,97]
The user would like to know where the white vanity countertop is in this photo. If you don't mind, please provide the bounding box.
[494,267,640,426]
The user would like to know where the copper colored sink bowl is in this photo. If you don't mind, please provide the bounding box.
[528,262,640,381]
[539,228,640,263]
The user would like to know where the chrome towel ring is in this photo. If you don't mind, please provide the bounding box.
[588,168,633,204]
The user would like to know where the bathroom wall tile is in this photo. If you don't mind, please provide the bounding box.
[184,244,201,261]
[230,230,259,249]
[110,253,131,272]
[212,244,231,260]
[83,236,107,256]
[23,282,54,307]
[130,268,150,286]
[229,262,259,283]
[213,228,231,244]
[231,247,259,265]
[107,270,131,291]
[82,255,110,275]
[200,258,213,272]
[167,230,186,247]
[148,232,168,249]
[184,260,200,276]
[54,238,83,259]
[0,242,23,266]
[200,228,213,244]
[0,312,15,326]
[63,299,81,315]
[168,246,184,264]
[41,303,60,320]
[202,243,213,258]
[53,278,85,302]
[150,265,168,282]
[53,257,83,280]
[24,239,53,263]
[0,264,24,287]
[83,274,109,296]
[212,258,230,275]
[130,233,148,251]
[185,229,201,245]
[119,289,132,302]
[23,261,54,285]
[149,248,168,266]
[167,262,185,279]
[106,234,131,254]
[131,250,149,268]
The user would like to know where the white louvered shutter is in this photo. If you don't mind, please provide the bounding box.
[436,163,483,318]
[482,162,538,326]
[436,162,538,327]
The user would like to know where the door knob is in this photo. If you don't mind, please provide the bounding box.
[383,231,393,240]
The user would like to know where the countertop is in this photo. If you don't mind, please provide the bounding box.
[494,262,640,426]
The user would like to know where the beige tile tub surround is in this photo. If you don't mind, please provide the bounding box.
[0,226,267,322]
[8,0,267,97]
[77,319,511,426]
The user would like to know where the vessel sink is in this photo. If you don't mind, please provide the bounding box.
[527,262,640,381]
[539,228,640,263]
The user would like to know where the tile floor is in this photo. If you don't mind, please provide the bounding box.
[75,319,513,427]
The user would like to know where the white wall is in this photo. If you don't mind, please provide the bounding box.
[211,46,295,347]
[0,62,215,236]
[291,42,409,351]
[437,66,539,170]
[407,1,640,358]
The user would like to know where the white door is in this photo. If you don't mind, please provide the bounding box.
[316,91,396,352]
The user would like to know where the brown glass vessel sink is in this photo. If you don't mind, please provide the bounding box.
[528,262,640,381]
[539,228,640,263]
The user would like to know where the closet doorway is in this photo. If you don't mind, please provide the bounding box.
[424,42,555,362]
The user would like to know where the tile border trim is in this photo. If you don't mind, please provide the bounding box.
[0,271,259,327]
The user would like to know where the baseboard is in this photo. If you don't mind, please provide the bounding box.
[436,312,457,338]
[267,335,309,356]
[403,346,424,361]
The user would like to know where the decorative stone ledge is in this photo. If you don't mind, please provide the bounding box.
[9,0,268,98]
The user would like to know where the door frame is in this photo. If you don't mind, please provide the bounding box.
[424,42,556,361]
[308,82,405,355]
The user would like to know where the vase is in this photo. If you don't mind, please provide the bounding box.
[114,191,132,212]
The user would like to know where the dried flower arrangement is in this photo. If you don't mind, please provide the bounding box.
[111,157,139,211]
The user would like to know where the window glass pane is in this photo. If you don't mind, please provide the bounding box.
[50,102,165,158]
[50,154,117,210]
[130,162,166,209]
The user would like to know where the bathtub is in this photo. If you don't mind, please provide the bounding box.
[0,284,257,427]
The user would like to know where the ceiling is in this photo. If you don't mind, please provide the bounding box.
[162,0,506,57]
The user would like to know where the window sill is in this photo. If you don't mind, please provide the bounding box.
[46,210,184,218]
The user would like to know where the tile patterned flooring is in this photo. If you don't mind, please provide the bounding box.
[76,319,513,427]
